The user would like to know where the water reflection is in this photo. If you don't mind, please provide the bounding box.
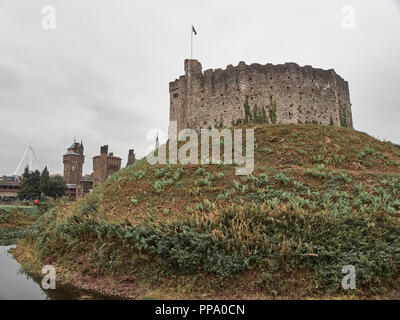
[0,246,110,300]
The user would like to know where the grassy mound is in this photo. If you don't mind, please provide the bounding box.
[16,124,400,298]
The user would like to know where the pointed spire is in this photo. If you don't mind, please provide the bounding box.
[155,132,159,150]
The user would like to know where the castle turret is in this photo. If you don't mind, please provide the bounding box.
[93,145,121,188]
[63,139,84,186]
[127,149,136,166]
[184,59,202,77]
[78,141,84,155]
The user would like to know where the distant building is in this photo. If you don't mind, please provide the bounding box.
[63,140,92,201]
[93,145,122,188]
[127,149,136,166]
[62,141,131,200]
[76,174,93,200]
[63,140,84,184]
[0,176,19,201]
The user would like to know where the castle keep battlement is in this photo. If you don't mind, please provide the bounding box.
[169,60,353,132]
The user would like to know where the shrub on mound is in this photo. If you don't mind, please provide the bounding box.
[24,202,400,294]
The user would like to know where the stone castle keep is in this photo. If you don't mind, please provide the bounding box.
[169,60,353,131]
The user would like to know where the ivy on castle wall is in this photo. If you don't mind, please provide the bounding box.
[238,95,276,126]
[268,97,277,124]
[339,104,348,128]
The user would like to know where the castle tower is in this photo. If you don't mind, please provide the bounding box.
[63,139,84,186]
[127,149,136,166]
[93,145,122,188]
[170,59,203,132]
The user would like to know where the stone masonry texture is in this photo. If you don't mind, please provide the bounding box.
[169,60,353,132]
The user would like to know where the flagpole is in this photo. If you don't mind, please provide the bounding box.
[191,24,193,59]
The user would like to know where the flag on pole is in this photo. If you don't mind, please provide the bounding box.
[190,24,197,59]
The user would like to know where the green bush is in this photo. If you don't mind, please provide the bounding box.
[153,178,174,193]
[23,203,400,292]
[0,229,25,246]
[306,164,327,179]
[358,145,378,159]
[274,173,292,186]
[0,206,41,245]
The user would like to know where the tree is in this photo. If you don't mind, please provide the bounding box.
[30,170,41,199]
[22,166,30,180]
[18,166,41,200]
[18,167,66,200]
[18,166,31,200]
[47,175,66,198]
[40,167,50,195]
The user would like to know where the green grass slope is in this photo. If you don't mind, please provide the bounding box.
[16,124,400,299]
[0,206,40,245]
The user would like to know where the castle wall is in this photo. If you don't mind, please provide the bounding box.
[169,60,353,132]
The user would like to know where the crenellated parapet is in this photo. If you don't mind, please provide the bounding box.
[169,60,353,132]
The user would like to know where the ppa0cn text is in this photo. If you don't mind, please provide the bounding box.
[200,305,245,316]
[155,304,245,318]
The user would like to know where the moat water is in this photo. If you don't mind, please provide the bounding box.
[0,245,110,300]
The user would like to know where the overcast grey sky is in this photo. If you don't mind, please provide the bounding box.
[0,0,399,175]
